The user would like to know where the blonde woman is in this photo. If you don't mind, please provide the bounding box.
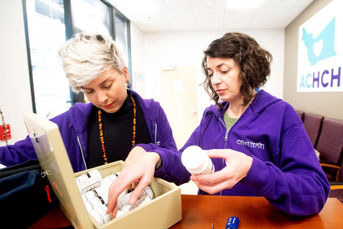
[0,32,176,172]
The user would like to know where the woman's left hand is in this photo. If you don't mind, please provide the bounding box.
[190,149,253,194]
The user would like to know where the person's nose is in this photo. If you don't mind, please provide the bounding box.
[211,71,221,85]
[96,90,108,104]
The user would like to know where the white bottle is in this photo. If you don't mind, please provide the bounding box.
[181,145,214,174]
[75,170,102,194]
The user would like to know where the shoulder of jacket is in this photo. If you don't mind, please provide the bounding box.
[64,103,93,131]
[132,93,162,123]
[203,104,222,117]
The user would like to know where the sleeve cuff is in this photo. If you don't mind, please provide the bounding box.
[241,155,271,194]
[155,158,162,170]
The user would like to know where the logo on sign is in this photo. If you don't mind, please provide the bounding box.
[302,18,336,65]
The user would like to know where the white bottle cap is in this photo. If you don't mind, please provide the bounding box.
[102,214,112,224]
[181,145,214,174]
[83,198,94,213]
[106,174,118,183]
[90,209,103,225]
[142,186,154,199]
[136,195,151,207]
[96,204,108,217]
[87,195,102,209]
[102,176,113,190]
[121,204,135,213]
[83,190,96,202]
[93,187,108,203]
[118,191,132,208]
[116,209,126,218]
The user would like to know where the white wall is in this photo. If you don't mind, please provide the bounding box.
[130,23,146,94]
[0,0,33,146]
[137,29,284,122]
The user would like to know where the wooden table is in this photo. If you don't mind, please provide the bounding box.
[172,195,343,228]
[30,195,343,228]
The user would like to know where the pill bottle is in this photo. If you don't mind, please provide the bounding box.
[181,145,214,174]
[118,186,153,208]
[75,170,102,193]
[141,186,154,199]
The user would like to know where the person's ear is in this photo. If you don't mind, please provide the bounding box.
[122,66,130,82]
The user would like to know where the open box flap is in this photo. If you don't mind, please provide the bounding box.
[23,112,182,229]
[23,112,93,228]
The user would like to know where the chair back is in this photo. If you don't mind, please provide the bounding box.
[303,112,324,147]
[317,117,343,181]
[296,110,304,122]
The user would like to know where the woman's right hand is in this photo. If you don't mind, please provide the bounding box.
[124,146,147,168]
[106,152,161,218]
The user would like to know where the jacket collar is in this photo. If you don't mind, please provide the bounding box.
[68,89,158,133]
[130,89,157,122]
[206,90,272,118]
[69,102,93,133]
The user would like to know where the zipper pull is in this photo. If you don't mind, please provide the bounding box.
[224,129,229,141]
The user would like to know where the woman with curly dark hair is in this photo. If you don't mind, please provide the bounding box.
[107,32,329,217]
[202,32,271,107]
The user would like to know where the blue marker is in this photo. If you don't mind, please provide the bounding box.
[225,217,239,229]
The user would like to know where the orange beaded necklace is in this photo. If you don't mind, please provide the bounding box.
[98,96,137,164]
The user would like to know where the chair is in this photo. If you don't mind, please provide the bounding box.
[316,117,343,203]
[329,183,343,203]
[316,117,343,182]
[295,110,304,122]
[303,112,324,147]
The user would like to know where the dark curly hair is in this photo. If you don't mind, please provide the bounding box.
[201,32,272,107]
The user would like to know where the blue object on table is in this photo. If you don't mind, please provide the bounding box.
[225,217,239,229]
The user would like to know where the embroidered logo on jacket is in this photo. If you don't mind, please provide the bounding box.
[236,139,264,149]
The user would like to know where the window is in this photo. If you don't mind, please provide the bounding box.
[25,0,70,118]
[71,0,111,34]
[114,11,132,79]
[24,0,131,116]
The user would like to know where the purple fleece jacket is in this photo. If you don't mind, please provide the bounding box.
[0,90,177,172]
[154,90,330,216]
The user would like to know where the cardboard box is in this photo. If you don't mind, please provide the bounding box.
[23,112,182,229]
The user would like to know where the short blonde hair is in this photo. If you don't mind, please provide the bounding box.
[59,31,126,92]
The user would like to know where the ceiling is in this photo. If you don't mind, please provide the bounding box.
[109,0,313,32]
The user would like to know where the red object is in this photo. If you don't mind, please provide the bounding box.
[0,124,11,141]
[44,185,52,203]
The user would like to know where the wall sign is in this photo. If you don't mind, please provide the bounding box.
[297,1,343,92]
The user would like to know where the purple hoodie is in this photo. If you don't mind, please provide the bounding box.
[0,90,177,172]
[154,90,330,216]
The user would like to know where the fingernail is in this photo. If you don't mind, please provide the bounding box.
[130,198,136,206]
